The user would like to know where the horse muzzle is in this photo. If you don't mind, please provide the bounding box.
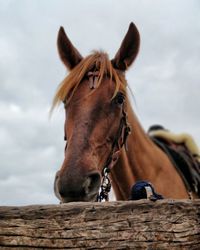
[54,170,101,203]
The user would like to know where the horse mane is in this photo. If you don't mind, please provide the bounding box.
[51,51,127,111]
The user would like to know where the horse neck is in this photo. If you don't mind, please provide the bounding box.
[110,99,188,200]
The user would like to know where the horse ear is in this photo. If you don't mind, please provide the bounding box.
[57,27,83,70]
[111,22,140,71]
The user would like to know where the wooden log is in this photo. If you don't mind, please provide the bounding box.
[0,200,199,249]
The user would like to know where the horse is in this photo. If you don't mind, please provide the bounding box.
[53,22,195,203]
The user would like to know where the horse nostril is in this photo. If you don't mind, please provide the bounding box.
[84,172,101,196]
[54,171,62,200]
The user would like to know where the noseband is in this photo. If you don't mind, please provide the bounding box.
[87,69,131,202]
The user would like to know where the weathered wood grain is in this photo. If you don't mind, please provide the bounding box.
[0,200,199,249]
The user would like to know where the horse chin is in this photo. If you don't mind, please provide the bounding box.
[59,193,99,203]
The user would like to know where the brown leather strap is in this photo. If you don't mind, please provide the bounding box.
[87,71,99,89]
[103,105,131,172]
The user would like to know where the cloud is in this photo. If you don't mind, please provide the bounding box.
[0,0,199,205]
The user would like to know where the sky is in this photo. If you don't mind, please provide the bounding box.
[0,0,200,205]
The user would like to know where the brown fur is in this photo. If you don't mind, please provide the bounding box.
[111,100,189,199]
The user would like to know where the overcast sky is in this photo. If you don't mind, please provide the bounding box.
[0,0,200,205]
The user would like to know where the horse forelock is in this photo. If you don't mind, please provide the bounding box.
[51,51,127,112]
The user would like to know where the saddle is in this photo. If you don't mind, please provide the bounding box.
[151,136,200,198]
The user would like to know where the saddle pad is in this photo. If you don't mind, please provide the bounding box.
[151,137,200,197]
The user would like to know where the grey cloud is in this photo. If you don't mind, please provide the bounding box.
[0,0,199,205]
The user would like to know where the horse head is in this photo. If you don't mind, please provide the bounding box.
[53,23,140,202]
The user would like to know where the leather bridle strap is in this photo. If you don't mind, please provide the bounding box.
[87,71,100,89]
[97,104,131,202]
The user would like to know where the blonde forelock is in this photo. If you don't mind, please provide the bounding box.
[51,51,127,112]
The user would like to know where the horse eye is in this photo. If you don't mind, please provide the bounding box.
[116,93,125,105]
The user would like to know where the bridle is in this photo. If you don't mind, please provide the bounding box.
[96,103,131,202]
[86,70,131,202]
